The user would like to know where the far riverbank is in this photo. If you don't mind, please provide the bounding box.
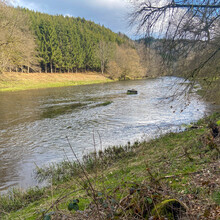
[0,72,113,92]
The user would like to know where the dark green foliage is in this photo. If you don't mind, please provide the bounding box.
[68,199,80,211]
[43,211,55,220]
[22,9,126,73]
[43,215,51,220]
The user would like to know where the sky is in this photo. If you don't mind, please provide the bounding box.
[11,0,138,37]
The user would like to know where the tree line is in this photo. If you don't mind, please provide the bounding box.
[0,2,147,80]
[26,9,127,73]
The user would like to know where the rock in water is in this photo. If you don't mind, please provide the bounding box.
[127,89,138,95]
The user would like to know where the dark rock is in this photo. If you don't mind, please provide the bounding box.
[127,89,138,95]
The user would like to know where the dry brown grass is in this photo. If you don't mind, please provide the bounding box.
[0,72,112,92]
[1,72,108,82]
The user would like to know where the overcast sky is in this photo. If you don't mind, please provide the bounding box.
[11,0,139,37]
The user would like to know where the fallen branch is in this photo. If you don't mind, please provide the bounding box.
[158,171,202,181]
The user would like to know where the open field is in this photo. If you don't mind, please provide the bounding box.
[0,72,113,92]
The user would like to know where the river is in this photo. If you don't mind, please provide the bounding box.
[0,77,211,192]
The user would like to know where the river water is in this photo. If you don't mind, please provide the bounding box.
[0,77,211,191]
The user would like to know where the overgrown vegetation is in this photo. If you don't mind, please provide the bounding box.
[1,113,219,219]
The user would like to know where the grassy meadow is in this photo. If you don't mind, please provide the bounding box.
[0,72,113,92]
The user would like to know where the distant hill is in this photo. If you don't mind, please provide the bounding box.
[0,2,145,79]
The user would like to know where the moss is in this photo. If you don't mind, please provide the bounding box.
[152,199,187,220]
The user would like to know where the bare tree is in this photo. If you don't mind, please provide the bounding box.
[130,1,220,70]
[97,41,113,74]
[107,44,145,80]
[136,40,166,77]
[0,0,37,73]
[130,0,220,101]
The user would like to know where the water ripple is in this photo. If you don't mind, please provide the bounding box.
[0,77,211,191]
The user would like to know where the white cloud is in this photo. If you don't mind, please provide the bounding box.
[8,0,134,36]
[10,0,40,11]
[91,0,126,9]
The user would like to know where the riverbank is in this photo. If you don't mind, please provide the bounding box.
[0,72,113,92]
[196,77,220,105]
[1,113,220,219]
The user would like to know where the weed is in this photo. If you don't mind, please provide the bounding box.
[35,141,138,184]
[0,187,46,215]
[212,191,220,205]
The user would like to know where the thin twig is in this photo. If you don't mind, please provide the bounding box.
[66,136,103,220]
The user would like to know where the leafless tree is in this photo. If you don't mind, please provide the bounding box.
[97,41,113,74]
[0,0,37,73]
[107,43,145,80]
[130,0,220,101]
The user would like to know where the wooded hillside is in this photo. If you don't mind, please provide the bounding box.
[0,2,146,79]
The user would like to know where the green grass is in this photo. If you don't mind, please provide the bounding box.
[0,80,113,92]
[0,72,114,92]
[93,101,113,107]
[41,103,87,119]
[1,113,220,219]
[212,191,220,205]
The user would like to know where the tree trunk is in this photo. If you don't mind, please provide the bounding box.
[101,61,104,74]
[50,62,53,73]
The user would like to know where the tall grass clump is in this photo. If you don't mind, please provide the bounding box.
[35,140,141,184]
[0,187,46,216]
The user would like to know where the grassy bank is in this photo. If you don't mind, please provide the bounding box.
[0,72,113,92]
[1,113,220,219]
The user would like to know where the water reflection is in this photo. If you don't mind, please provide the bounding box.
[0,77,210,191]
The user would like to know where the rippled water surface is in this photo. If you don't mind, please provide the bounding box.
[0,77,210,191]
